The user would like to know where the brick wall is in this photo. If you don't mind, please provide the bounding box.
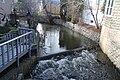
[100,0,120,69]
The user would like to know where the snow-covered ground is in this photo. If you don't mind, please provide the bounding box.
[31,50,120,80]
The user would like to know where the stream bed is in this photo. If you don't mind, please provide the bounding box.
[30,24,120,80]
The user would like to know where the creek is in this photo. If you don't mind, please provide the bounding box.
[31,24,120,80]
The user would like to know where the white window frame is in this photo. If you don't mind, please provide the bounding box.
[105,0,114,16]
[0,0,5,3]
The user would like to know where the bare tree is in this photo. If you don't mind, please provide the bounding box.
[0,7,8,23]
[87,0,101,29]
[60,0,103,29]
[60,0,84,23]
[16,0,39,15]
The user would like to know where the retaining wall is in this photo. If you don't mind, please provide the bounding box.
[53,19,100,43]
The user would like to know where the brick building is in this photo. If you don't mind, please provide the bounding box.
[100,0,120,69]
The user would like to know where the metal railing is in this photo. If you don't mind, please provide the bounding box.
[0,28,35,73]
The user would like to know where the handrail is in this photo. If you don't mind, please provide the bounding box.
[18,27,34,31]
[0,27,35,43]
[0,28,35,73]
[0,31,33,46]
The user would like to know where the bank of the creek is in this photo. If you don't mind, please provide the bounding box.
[30,24,120,80]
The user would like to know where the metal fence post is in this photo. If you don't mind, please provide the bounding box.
[7,43,9,62]
[16,39,19,67]
[1,46,4,66]
[11,41,14,59]
[28,34,31,58]
[0,28,35,72]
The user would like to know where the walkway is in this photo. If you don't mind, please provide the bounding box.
[0,27,35,73]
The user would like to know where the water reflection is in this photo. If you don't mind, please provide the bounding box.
[33,24,120,80]
[39,24,96,55]
[43,27,66,54]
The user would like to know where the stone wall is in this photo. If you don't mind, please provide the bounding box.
[53,19,100,43]
[100,0,120,69]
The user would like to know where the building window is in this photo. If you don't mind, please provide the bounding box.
[105,0,114,15]
[0,0,5,3]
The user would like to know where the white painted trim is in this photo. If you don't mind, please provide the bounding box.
[104,0,114,17]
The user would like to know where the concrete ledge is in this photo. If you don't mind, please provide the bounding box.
[40,47,85,60]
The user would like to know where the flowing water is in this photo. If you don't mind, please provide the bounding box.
[39,24,97,56]
[31,24,120,80]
